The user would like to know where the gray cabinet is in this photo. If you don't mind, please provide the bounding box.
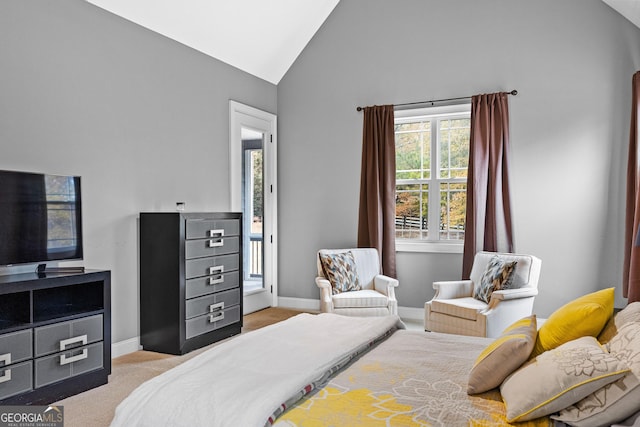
[140,212,243,355]
[0,270,111,404]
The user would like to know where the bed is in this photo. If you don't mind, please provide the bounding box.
[110,306,640,427]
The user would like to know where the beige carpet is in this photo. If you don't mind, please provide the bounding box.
[54,307,308,427]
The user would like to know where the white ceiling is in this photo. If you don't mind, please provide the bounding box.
[84,0,340,84]
[603,0,640,28]
[85,1,638,86]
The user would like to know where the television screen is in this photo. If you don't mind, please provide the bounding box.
[0,170,83,266]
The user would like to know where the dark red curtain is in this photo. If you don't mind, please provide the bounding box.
[462,93,514,279]
[357,105,397,278]
[623,71,640,304]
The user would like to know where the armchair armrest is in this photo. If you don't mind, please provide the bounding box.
[491,287,538,301]
[431,280,474,300]
[374,274,399,295]
[315,277,334,313]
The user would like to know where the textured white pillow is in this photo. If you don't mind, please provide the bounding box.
[500,336,630,423]
[554,322,640,427]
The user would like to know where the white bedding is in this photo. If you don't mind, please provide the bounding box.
[110,313,403,427]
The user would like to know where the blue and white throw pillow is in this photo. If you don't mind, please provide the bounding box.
[319,251,361,295]
[474,255,518,303]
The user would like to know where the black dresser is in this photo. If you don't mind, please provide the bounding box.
[139,212,243,355]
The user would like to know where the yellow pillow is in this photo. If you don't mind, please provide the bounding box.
[532,288,614,356]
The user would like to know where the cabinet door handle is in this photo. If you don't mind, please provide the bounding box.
[60,349,88,366]
[208,275,224,285]
[208,229,225,238]
[209,265,224,275]
[60,335,88,351]
[208,312,225,323]
[0,368,11,384]
[209,302,224,313]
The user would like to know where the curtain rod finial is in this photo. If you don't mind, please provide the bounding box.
[510,90,518,96]
[356,106,364,112]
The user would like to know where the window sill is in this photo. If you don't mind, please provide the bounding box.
[396,240,463,254]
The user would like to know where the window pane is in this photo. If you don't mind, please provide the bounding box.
[439,118,470,179]
[439,182,466,240]
[395,184,428,240]
[395,121,430,180]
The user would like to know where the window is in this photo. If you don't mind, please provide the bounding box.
[395,104,471,252]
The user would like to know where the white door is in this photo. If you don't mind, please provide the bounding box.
[229,101,277,314]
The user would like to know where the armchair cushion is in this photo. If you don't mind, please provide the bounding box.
[474,255,518,303]
[431,297,487,321]
[333,289,389,308]
[318,251,361,295]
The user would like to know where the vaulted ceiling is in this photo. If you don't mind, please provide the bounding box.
[84,0,340,85]
[85,1,638,86]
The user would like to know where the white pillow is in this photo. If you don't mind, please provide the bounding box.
[554,322,640,427]
[500,336,629,423]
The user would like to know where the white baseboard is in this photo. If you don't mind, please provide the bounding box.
[277,296,321,311]
[277,297,424,321]
[112,337,141,358]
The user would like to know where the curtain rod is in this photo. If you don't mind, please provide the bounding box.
[355,89,518,112]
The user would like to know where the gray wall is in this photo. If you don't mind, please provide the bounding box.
[0,1,277,344]
[277,0,640,316]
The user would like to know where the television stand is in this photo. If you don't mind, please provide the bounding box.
[36,264,85,274]
[0,269,110,404]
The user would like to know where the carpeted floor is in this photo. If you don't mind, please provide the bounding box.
[54,307,308,427]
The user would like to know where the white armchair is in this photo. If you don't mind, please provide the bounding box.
[316,248,399,316]
[425,251,542,338]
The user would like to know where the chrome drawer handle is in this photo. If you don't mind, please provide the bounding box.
[0,368,11,384]
[60,335,87,352]
[0,353,11,384]
[208,275,224,285]
[208,229,225,238]
[209,302,224,313]
[0,353,11,368]
[208,312,225,323]
[209,265,224,275]
[207,238,224,248]
[60,349,88,366]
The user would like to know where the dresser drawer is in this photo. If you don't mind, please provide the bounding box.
[35,342,103,388]
[0,329,32,365]
[185,253,240,280]
[34,314,103,357]
[185,289,240,320]
[185,305,241,339]
[0,361,32,400]
[186,219,240,240]
[185,236,240,259]
[186,271,240,299]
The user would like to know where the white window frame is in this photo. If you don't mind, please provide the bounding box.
[395,103,471,254]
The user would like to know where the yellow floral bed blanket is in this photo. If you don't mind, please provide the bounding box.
[274,330,551,427]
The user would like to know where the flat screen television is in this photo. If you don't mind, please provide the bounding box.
[0,170,83,267]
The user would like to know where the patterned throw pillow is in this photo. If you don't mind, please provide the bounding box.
[598,301,640,344]
[474,256,518,303]
[500,336,630,423]
[554,322,640,427]
[319,252,361,295]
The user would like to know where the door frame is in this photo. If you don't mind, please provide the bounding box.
[229,100,278,314]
